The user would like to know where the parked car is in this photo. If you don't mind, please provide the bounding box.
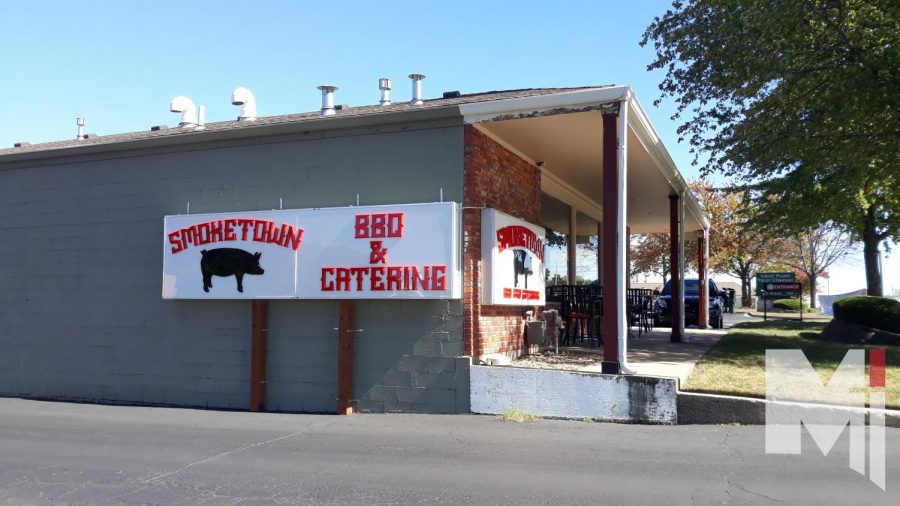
[654,279,725,329]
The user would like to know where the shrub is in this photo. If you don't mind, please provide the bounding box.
[772,298,805,311]
[833,296,900,333]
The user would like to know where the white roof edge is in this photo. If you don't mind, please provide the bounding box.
[625,89,710,231]
[459,86,630,124]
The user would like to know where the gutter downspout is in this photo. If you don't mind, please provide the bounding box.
[617,97,635,374]
[678,189,687,341]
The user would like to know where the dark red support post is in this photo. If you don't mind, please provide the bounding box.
[669,195,682,342]
[250,300,268,411]
[697,232,708,328]
[601,112,620,373]
[337,300,356,415]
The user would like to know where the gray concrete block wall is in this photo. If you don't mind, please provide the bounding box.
[0,119,468,413]
[353,299,469,413]
[266,300,338,413]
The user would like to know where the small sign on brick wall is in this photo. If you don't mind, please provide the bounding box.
[481,209,546,306]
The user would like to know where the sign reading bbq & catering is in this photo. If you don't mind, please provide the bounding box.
[162,202,461,299]
[481,209,546,306]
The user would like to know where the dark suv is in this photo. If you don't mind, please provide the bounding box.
[654,279,725,329]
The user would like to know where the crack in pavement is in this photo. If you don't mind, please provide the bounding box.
[134,419,334,489]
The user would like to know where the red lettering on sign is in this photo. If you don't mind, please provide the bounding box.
[371,267,386,290]
[371,214,386,238]
[168,218,303,254]
[432,265,446,291]
[496,225,546,262]
[224,219,237,241]
[252,220,268,242]
[196,223,211,245]
[210,221,223,243]
[355,214,370,238]
[354,212,404,240]
[238,219,253,240]
[350,267,367,291]
[387,266,402,290]
[321,267,335,291]
[388,212,404,237]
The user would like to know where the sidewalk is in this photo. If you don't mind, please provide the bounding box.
[580,327,726,386]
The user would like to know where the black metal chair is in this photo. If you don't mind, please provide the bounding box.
[626,289,653,337]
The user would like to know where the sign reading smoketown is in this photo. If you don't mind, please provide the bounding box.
[162,202,461,299]
[481,209,546,306]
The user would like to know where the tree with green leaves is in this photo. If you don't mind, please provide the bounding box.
[642,0,899,296]
[691,181,776,306]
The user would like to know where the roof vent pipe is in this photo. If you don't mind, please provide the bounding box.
[76,117,86,140]
[378,78,392,106]
[317,85,337,116]
[231,86,257,121]
[170,96,198,128]
[409,74,425,105]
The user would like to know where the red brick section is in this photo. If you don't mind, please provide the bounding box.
[463,125,541,358]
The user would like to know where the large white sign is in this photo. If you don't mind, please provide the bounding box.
[481,209,546,306]
[162,203,460,299]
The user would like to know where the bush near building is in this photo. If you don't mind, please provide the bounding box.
[833,296,900,334]
[772,298,805,311]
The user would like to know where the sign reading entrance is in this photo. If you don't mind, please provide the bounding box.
[162,202,461,299]
[756,272,798,298]
[481,209,546,306]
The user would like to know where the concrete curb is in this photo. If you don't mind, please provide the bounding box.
[678,391,900,427]
[470,366,678,424]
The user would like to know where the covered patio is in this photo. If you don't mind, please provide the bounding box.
[460,86,711,374]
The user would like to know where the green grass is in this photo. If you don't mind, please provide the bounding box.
[684,321,899,409]
[499,407,537,422]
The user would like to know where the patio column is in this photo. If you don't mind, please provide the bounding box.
[669,194,682,342]
[596,222,602,286]
[600,102,634,375]
[697,230,708,328]
[568,206,577,284]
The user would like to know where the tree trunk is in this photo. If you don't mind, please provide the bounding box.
[740,275,751,307]
[809,274,817,309]
[863,206,884,296]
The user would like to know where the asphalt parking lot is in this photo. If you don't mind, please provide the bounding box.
[0,397,896,504]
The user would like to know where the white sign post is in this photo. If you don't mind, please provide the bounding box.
[162,202,460,300]
[481,209,546,306]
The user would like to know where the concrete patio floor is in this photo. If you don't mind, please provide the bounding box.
[581,327,727,386]
[577,312,757,385]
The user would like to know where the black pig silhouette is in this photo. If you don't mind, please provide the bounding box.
[513,249,533,289]
[200,248,265,293]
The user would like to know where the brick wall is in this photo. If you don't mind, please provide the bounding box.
[463,125,541,359]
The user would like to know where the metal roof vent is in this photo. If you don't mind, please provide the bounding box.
[231,86,257,122]
[379,78,392,106]
[409,74,425,105]
[318,85,337,116]
[442,90,461,99]
[170,96,199,128]
[13,141,30,148]
[76,117,86,140]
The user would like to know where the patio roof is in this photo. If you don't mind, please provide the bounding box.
[459,86,709,235]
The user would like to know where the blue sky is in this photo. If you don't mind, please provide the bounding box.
[1,0,895,296]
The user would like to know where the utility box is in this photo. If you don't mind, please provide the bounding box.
[526,321,546,345]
